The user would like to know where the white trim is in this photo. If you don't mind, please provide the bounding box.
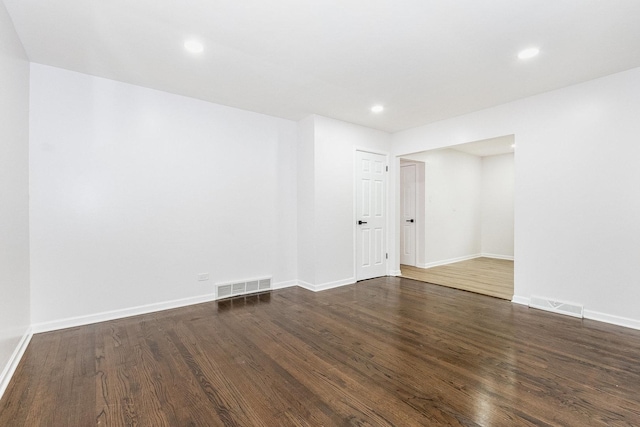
[32,280,303,333]
[354,146,390,156]
[32,293,217,333]
[297,280,316,292]
[511,295,530,306]
[512,296,640,330]
[399,159,423,166]
[353,150,358,282]
[417,254,482,269]
[511,297,640,331]
[0,327,33,401]
[315,277,356,292]
[417,253,514,269]
[584,310,640,331]
[296,277,356,292]
[481,253,514,261]
[271,280,297,290]
[388,269,402,276]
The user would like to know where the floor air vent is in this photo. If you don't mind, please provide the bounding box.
[529,296,584,318]
[216,277,271,299]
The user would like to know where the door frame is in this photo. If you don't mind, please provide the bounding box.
[353,147,390,281]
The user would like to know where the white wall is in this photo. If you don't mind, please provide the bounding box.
[275,116,299,286]
[297,116,316,285]
[298,115,391,289]
[481,153,514,258]
[403,149,482,266]
[29,64,298,327]
[392,66,640,329]
[0,3,31,395]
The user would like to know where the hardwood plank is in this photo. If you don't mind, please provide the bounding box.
[401,257,514,299]
[2,278,640,426]
[0,330,60,425]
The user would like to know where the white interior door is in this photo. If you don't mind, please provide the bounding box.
[401,164,416,266]
[356,151,387,281]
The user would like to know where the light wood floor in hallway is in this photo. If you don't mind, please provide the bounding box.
[401,257,514,300]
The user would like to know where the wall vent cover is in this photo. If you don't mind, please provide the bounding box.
[217,284,232,299]
[259,278,271,290]
[216,276,271,299]
[529,296,584,318]
[246,280,260,292]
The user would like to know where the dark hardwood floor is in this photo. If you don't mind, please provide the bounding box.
[1,277,640,426]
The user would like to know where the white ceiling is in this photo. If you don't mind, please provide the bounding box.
[5,0,640,132]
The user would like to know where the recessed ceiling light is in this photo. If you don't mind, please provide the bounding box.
[371,105,384,113]
[184,39,204,54]
[518,47,539,60]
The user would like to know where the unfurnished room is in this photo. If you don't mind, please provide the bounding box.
[1,1,640,426]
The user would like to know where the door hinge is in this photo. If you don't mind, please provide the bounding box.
[385,253,388,259]
[386,166,388,172]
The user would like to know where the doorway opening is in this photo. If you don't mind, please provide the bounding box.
[398,135,514,299]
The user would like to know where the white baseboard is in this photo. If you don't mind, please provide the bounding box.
[297,280,316,291]
[511,295,530,306]
[315,277,355,292]
[297,277,356,292]
[271,280,298,290]
[418,254,482,269]
[388,269,402,276]
[481,253,514,261]
[511,296,640,331]
[584,310,640,331]
[32,293,218,333]
[415,254,513,270]
[33,279,302,333]
[0,327,33,401]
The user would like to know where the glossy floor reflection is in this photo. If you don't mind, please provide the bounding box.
[1,277,639,426]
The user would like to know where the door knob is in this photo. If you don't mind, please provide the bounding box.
[358,220,368,225]
[406,219,415,223]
